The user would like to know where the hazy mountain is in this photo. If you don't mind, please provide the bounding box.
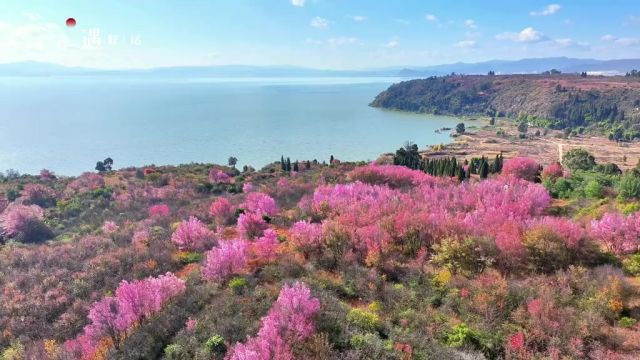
[399,57,640,77]
[1,57,639,77]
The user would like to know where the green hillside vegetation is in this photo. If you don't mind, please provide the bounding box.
[371,74,640,140]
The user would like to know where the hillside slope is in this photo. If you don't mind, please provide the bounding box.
[371,74,640,134]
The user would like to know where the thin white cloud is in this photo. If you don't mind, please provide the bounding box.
[496,27,546,43]
[465,31,481,39]
[464,19,477,29]
[352,15,367,22]
[394,19,410,25]
[310,16,329,29]
[552,38,590,50]
[453,40,476,48]
[615,37,640,46]
[601,34,616,41]
[530,4,561,16]
[327,37,358,46]
[601,34,640,46]
[425,14,438,22]
[23,12,42,21]
[304,38,323,45]
[386,40,399,48]
[291,0,305,7]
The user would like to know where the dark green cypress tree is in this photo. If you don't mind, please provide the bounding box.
[281,156,285,171]
[286,157,291,172]
[480,161,489,179]
[293,161,299,172]
[305,161,311,170]
[457,165,466,182]
[330,155,334,164]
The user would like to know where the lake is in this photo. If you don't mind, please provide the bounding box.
[0,76,466,175]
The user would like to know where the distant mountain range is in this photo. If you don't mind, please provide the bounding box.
[1,57,640,78]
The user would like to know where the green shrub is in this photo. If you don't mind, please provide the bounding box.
[619,317,637,328]
[205,334,226,354]
[522,227,573,272]
[618,172,640,200]
[164,344,184,359]
[446,323,477,347]
[431,237,495,276]
[622,253,640,276]
[6,188,20,202]
[347,308,380,331]
[228,277,249,294]
[562,148,596,171]
[584,180,603,199]
[178,251,202,264]
[350,333,377,349]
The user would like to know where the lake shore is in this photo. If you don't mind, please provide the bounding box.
[380,118,640,169]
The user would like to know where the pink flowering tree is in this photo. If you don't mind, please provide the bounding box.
[227,282,320,360]
[208,168,232,184]
[243,192,278,217]
[253,229,280,263]
[148,204,170,217]
[20,183,57,207]
[0,204,52,243]
[39,168,56,181]
[591,212,640,255]
[102,221,119,235]
[132,228,151,248]
[290,220,323,254]
[171,216,215,251]
[350,164,437,188]
[209,197,235,225]
[237,212,268,239]
[527,217,585,248]
[201,239,250,281]
[541,162,564,180]
[64,172,105,198]
[242,182,254,193]
[64,273,185,359]
[501,156,541,182]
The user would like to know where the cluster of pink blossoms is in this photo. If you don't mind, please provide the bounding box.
[350,164,438,188]
[0,204,45,237]
[208,168,232,184]
[148,204,170,217]
[64,273,185,359]
[171,216,215,251]
[591,212,640,254]
[102,221,119,235]
[202,229,280,281]
[501,156,541,181]
[227,282,320,360]
[294,165,556,263]
[243,192,278,217]
[209,197,235,225]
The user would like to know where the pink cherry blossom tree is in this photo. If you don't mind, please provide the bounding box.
[171,216,215,251]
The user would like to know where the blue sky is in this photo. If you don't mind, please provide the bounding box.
[0,0,639,69]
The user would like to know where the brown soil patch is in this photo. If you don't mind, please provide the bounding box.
[420,120,640,169]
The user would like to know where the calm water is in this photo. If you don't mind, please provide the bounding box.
[0,76,466,175]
